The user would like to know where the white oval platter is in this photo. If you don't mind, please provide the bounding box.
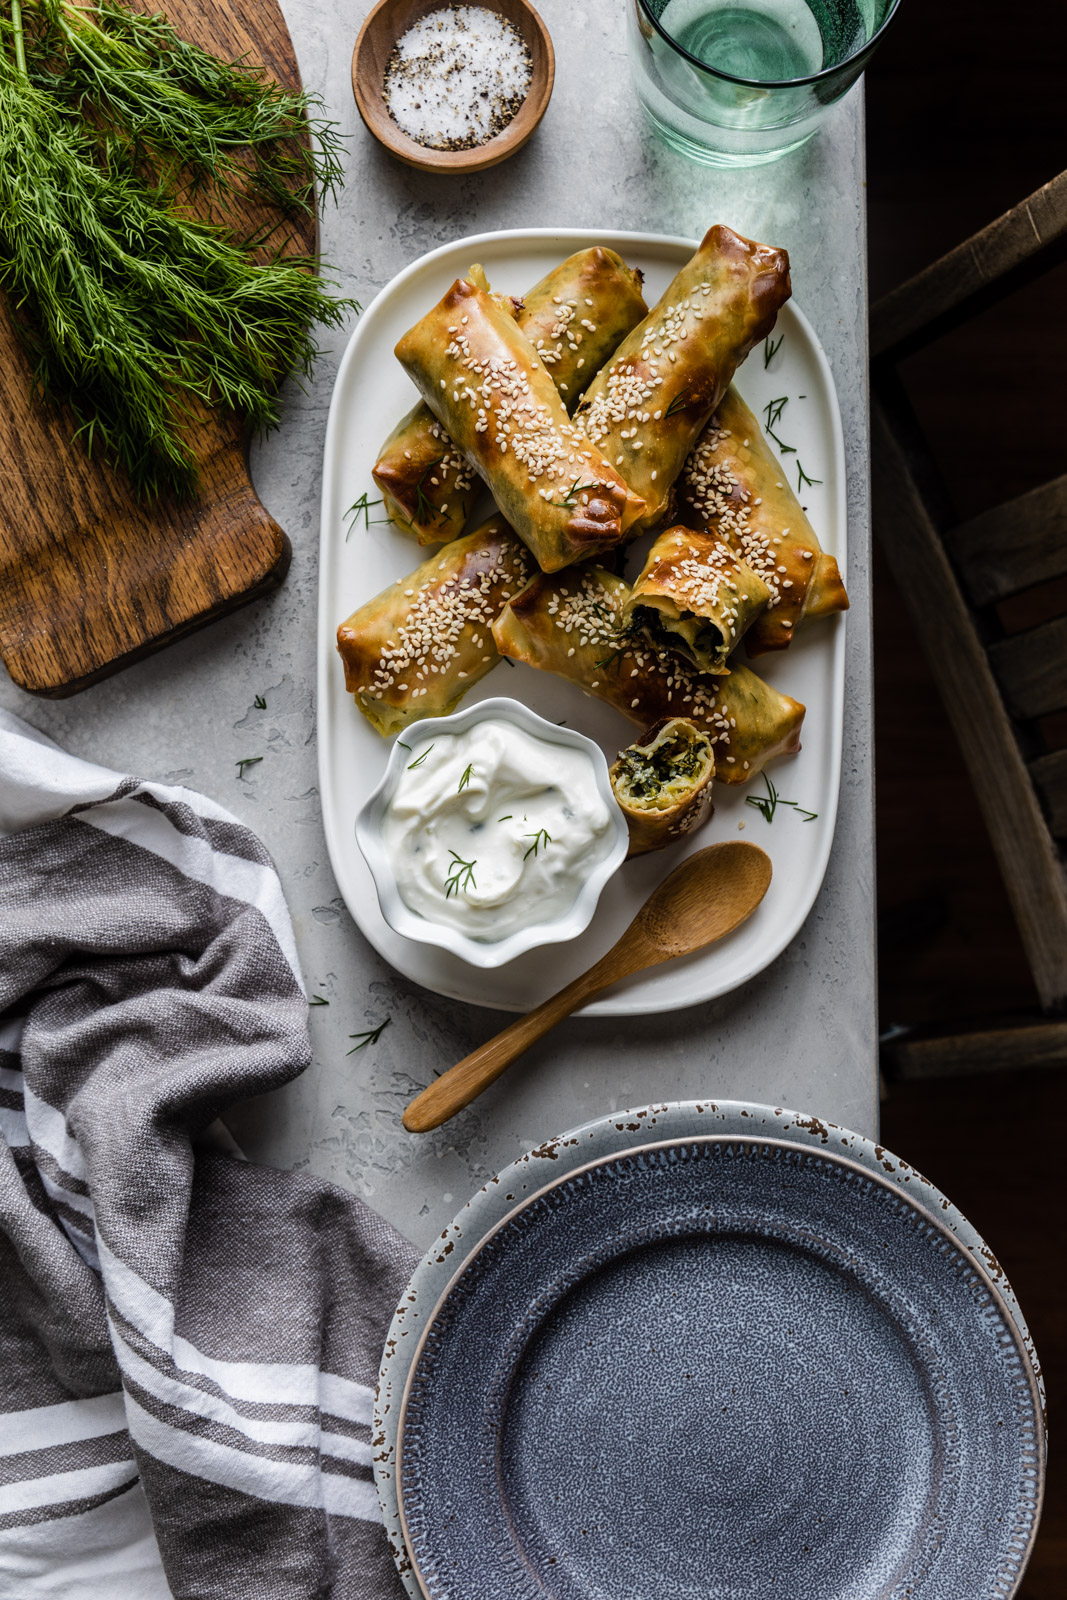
[317,228,846,1016]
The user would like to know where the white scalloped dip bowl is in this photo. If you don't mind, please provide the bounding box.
[355,698,630,969]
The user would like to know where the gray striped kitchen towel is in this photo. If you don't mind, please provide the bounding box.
[0,710,417,1600]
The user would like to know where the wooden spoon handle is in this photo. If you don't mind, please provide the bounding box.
[402,944,641,1133]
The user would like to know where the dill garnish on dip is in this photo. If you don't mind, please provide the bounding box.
[383,5,532,152]
[379,717,613,941]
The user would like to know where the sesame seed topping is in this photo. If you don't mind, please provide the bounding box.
[519,568,736,750]
[353,532,532,708]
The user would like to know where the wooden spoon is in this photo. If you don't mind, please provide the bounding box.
[402,840,772,1133]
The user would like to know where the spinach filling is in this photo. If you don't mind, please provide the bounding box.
[631,604,724,666]
[616,726,713,808]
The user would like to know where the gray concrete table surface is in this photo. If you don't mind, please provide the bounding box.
[0,0,875,1249]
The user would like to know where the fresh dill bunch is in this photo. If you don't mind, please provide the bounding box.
[21,0,344,215]
[0,3,353,498]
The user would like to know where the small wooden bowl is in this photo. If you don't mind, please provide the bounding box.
[352,0,555,174]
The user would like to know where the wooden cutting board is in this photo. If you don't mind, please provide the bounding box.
[0,0,319,697]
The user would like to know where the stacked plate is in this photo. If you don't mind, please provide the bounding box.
[375,1102,1045,1600]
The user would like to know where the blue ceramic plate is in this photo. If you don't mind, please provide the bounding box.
[397,1137,1043,1600]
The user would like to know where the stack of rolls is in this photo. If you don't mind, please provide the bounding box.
[337,226,849,850]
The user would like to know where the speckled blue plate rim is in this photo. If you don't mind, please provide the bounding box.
[394,1133,1045,1600]
[374,1102,1048,1594]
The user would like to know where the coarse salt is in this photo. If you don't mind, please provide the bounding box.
[383,5,532,152]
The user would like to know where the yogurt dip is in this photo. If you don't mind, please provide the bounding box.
[380,718,615,942]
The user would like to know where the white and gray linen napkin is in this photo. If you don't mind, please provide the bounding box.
[0,709,417,1600]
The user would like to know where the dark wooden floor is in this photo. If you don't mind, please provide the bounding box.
[865,1,1065,1589]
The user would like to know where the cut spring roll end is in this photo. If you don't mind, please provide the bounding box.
[624,526,771,675]
[493,565,804,783]
[610,717,716,857]
[678,386,848,656]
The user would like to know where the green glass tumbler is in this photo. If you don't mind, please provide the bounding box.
[629,0,901,167]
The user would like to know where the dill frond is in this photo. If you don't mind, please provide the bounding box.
[0,0,354,499]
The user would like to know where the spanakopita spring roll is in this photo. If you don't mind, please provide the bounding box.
[574,225,791,536]
[373,250,648,545]
[624,526,771,675]
[372,405,479,547]
[492,566,804,782]
[336,515,533,737]
[610,717,716,856]
[677,386,848,654]
[521,247,648,408]
[394,279,645,572]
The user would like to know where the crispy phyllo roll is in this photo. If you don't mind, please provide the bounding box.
[394,279,645,572]
[372,250,649,546]
[677,386,849,654]
[610,718,716,856]
[520,247,648,409]
[492,566,804,783]
[574,225,791,535]
[336,516,533,737]
[624,526,771,675]
[372,403,478,546]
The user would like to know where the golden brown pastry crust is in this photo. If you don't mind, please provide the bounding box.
[518,247,648,411]
[676,385,848,655]
[574,225,791,535]
[336,515,533,737]
[372,249,648,546]
[492,565,804,783]
[372,403,477,547]
[624,525,771,674]
[394,279,646,571]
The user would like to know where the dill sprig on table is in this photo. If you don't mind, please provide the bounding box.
[347,1018,390,1053]
[0,0,353,498]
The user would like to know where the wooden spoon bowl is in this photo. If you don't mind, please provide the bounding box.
[352,0,555,174]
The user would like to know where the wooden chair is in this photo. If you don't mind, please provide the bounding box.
[870,169,1067,1079]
